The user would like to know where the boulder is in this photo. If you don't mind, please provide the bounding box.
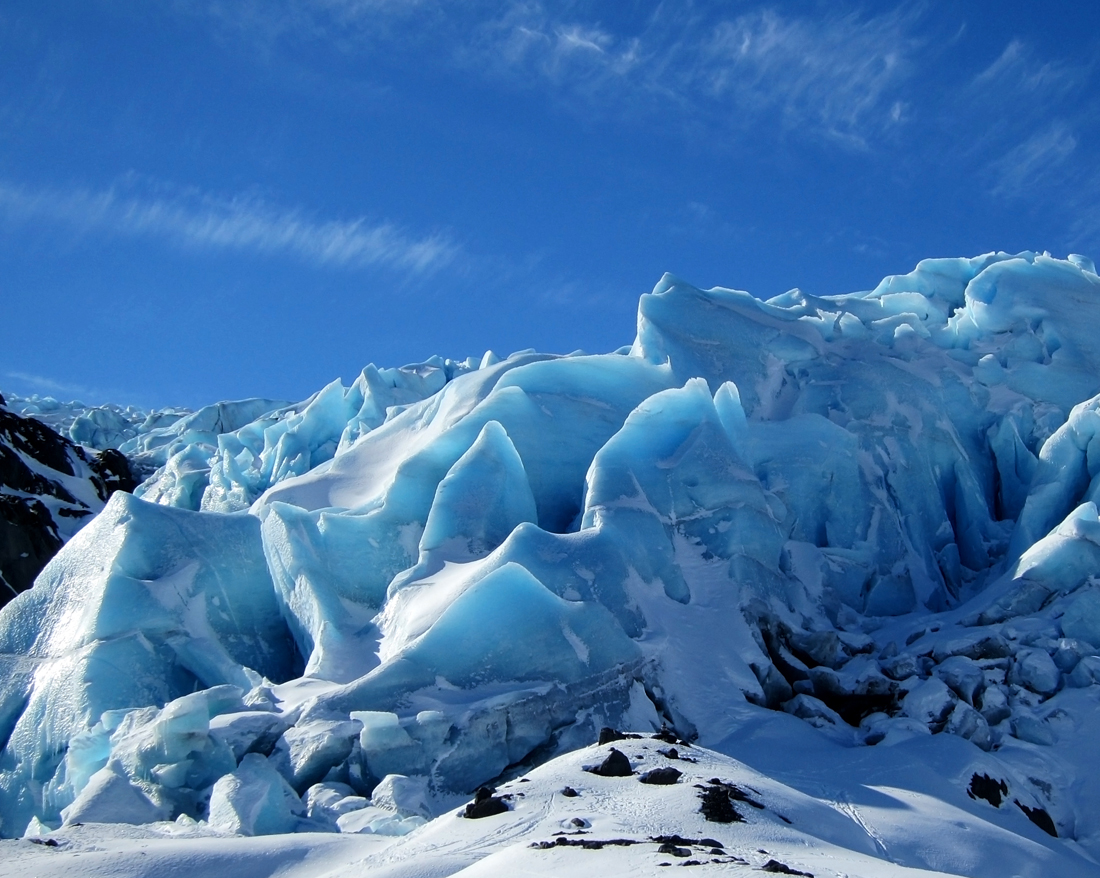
[935,656,986,705]
[944,702,992,750]
[979,685,1012,725]
[1010,649,1061,697]
[1011,714,1056,746]
[902,678,956,728]
[586,748,633,777]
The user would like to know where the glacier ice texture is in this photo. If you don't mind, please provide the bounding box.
[2,251,1100,872]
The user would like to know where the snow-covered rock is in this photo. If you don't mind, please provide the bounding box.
[903,678,957,728]
[935,656,986,705]
[1010,649,1062,697]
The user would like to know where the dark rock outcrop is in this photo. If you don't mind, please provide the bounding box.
[968,773,1008,808]
[585,748,634,777]
[463,786,510,819]
[1015,800,1057,837]
[0,398,137,605]
[638,767,682,785]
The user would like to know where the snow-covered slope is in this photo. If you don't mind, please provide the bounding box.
[2,251,1100,877]
[2,732,1094,877]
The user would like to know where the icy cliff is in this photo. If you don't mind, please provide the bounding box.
[3,251,1100,875]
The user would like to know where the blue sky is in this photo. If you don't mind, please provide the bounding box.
[2,1,1099,410]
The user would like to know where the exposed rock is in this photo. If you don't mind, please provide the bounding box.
[585,748,633,777]
[0,496,62,604]
[968,773,1008,807]
[531,836,638,850]
[464,786,510,819]
[0,402,138,604]
[598,727,640,745]
[1015,800,1057,837]
[88,447,138,497]
[651,727,690,745]
[638,767,682,785]
[650,834,724,848]
[696,778,764,824]
[698,783,742,824]
[932,633,1011,663]
[761,859,814,876]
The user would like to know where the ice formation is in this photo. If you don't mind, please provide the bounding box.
[3,251,1100,876]
[5,393,170,452]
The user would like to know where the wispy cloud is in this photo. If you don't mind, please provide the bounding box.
[0,178,458,273]
[971,38,1086,99]
[690,8,918,148]
[989,122,1078,197]
[2,370,91,398]
[176,0,1100,240]
[463,8,643,91]
[456,4,920,148]
[957,34,1097,212]
[180,1,923,150]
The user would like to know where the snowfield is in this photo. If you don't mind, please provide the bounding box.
[5,732,1094,877]
[3,251,1100,876]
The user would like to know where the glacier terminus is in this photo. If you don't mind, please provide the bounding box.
[3,251,1100,876]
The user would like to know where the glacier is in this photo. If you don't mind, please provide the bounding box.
[3,250,1100,875]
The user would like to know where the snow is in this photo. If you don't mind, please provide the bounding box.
[4,252,1100,875]
[3,735,1096,877]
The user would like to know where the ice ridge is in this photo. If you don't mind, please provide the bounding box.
[2,252,1100,865]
